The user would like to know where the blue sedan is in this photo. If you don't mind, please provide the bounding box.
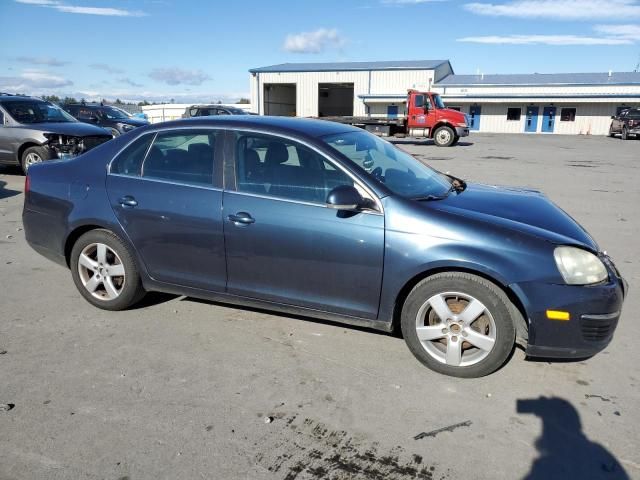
[22,116,627,377]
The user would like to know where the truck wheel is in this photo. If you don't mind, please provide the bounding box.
[451,135,460,146]
[433,126,455,147]
[400,272,516,378]
[21,146,53,174]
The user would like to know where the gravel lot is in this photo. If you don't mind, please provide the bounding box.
[1,133,638,480]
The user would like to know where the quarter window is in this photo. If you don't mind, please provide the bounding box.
[560,108,576,122]
[110,134,154,176]
[143,130,219,186]
[506,107,521,121]
[234,133,355,204]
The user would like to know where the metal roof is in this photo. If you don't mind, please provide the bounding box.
[436,72,640,86]
[250,60,450,73]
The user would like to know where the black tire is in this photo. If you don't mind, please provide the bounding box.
[622,127,629,140]
[608,124,616,137]
[400,272,516,378]
[21,145,53,175]
[451,135,460,146]
[70,229,145,310]
[433,126,456,147]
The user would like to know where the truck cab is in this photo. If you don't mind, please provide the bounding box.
[405,90,469,146]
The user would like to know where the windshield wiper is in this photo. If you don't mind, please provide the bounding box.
[412,192,450,201]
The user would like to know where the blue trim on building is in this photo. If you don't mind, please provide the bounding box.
[250,60,451,73]
[436,72,640,87]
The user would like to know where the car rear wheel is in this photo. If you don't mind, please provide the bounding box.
[401,272,516,378]
[433,126,455,147]
[70,229,145,310]
[21,146,52,174]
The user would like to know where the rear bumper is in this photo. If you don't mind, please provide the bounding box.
[512,272,626,360]
[455,126,470,137]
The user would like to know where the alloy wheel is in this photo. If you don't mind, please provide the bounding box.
[415,291,496,367]
[77,242,126,300]
[24,152,42,170]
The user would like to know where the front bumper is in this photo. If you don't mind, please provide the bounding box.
[512,270,627,359]
[455,126,470,137]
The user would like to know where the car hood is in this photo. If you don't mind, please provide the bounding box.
[23,122,111,137]
[117,117,149,127]
[429,183,598,250]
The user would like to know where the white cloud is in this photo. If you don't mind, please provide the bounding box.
[15,0,147,16]
[283,28,346,54]
[90,63,124,74]
[464,0,640,20]
[0,69,73,91]
[15,56,69,66]
[457,34,632,45]
[148,68,211,86]
[595,24,640,39]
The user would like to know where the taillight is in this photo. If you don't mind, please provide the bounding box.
[24,174,30,194]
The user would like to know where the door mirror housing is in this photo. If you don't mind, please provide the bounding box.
[326,185,364,211]
[611,115,616,119]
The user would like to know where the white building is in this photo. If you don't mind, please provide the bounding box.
[433,72,640,135]
[249,60,640,135]
[249,60,453,118]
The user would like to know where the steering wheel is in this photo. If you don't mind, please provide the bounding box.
[370,166,384,182]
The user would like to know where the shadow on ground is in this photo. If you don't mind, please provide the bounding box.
[0,180,21,200]
[518,396,629,480]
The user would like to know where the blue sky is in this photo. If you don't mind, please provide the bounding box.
[1,0,639,103]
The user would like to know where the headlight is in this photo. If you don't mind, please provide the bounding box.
[120,123,135,132]
[553,246,608,285]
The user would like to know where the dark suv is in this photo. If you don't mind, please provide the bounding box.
[64,104,149,137]
[0,94,112,173]
[609,108,640,140]
[182,104,253,118]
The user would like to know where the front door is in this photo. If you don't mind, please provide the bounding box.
[106,128,226,291]
[223,131,385,319]
[525,106,539,133]
[469,105,481,130]
[542,106,556,133]
[387,105,398,118]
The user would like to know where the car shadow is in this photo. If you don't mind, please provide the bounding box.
[181,296,395,337]
[389,139,475,147]
[518,396,629,479]
[0,180,21,200]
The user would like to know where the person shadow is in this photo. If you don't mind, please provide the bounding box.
[518,397,629,479]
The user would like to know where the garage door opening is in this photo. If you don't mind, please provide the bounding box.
[263,84,296,116]
[318,83,354,117]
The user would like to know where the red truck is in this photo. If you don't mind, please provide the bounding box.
[321,90,469,147]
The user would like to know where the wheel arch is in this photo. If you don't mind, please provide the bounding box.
[17,142,42,163]
[64,224,108,267]
[392,266,529,344]
[430,121,455,138]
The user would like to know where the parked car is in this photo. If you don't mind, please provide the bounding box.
[63,103,149,137]
[23,116,627,377]
[0,94,113,173]
[182,104,253,118]
[609,108,640,140]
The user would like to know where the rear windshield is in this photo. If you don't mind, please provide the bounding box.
[626,109,640,119]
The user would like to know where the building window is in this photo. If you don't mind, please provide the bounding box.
[560,108,576,122]
[506,107,521,121]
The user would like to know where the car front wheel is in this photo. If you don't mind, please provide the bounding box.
[401,272,516,378]
[21,146,53,174]
[70,229,145,310]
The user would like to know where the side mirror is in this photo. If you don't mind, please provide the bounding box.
[611,115,616,119]
[326,185,364,211]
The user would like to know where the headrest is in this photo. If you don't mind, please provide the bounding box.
[264,142,289,166]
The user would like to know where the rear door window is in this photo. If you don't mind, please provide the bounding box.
[110,134,154,176]
[142,129,221,187]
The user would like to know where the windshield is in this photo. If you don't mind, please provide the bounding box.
[100,106,130,120]
[226,107,247,115]
[626,109,640,119]
[1,101,76,124]
[433,94,446,109]
[322,130,452,199]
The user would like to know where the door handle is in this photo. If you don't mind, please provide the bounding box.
[119,195,138,207]
[228,212,255,225]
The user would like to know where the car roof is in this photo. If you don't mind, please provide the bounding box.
[0,95,46,103]
[146,116,362,138]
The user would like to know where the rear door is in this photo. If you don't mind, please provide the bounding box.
[106,128,226,291]
[222,131,385,319]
